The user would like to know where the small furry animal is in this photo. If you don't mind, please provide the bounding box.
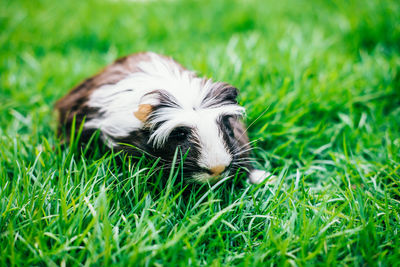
[55,52,269,184]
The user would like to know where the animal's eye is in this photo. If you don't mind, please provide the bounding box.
[171,127,190,141]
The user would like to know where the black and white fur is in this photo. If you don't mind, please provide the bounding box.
[56,52,269,183]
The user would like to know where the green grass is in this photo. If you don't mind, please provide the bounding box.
[1,0,400,265]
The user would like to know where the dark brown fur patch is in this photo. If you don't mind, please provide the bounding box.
[202,83,239,108]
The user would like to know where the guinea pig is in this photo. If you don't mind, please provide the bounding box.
[55,52,270,184]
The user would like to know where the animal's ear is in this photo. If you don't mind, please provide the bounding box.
[134,91,161,123]
[203,83,239,107]
[134,89,179,123]
[217,85,239,104]
[134,104,153,123]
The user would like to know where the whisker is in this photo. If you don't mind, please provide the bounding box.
[232,160,257,165]
[234,158,257,163]
[238,105,271,140]
[231,139,259,153]
[232,148,254,157]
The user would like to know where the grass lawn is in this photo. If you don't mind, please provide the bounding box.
[1,0,400,265]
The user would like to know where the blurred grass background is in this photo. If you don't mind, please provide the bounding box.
[1,0,400,265]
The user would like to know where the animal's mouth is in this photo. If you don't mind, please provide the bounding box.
[190,171,225,183]
[181,161,235,183]
[198,168,233,183]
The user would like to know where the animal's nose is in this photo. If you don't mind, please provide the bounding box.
[209,165,226,176]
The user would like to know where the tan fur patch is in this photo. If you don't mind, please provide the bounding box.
[134,104,152,122]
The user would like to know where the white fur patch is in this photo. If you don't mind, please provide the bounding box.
[193,111,232,170]
[148,105,244,148]
[249,170,274,184]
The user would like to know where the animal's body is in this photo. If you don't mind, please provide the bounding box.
[55,52,268,183]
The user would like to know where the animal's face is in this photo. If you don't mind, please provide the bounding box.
[151,111,242,182]
[139,84,251,183]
